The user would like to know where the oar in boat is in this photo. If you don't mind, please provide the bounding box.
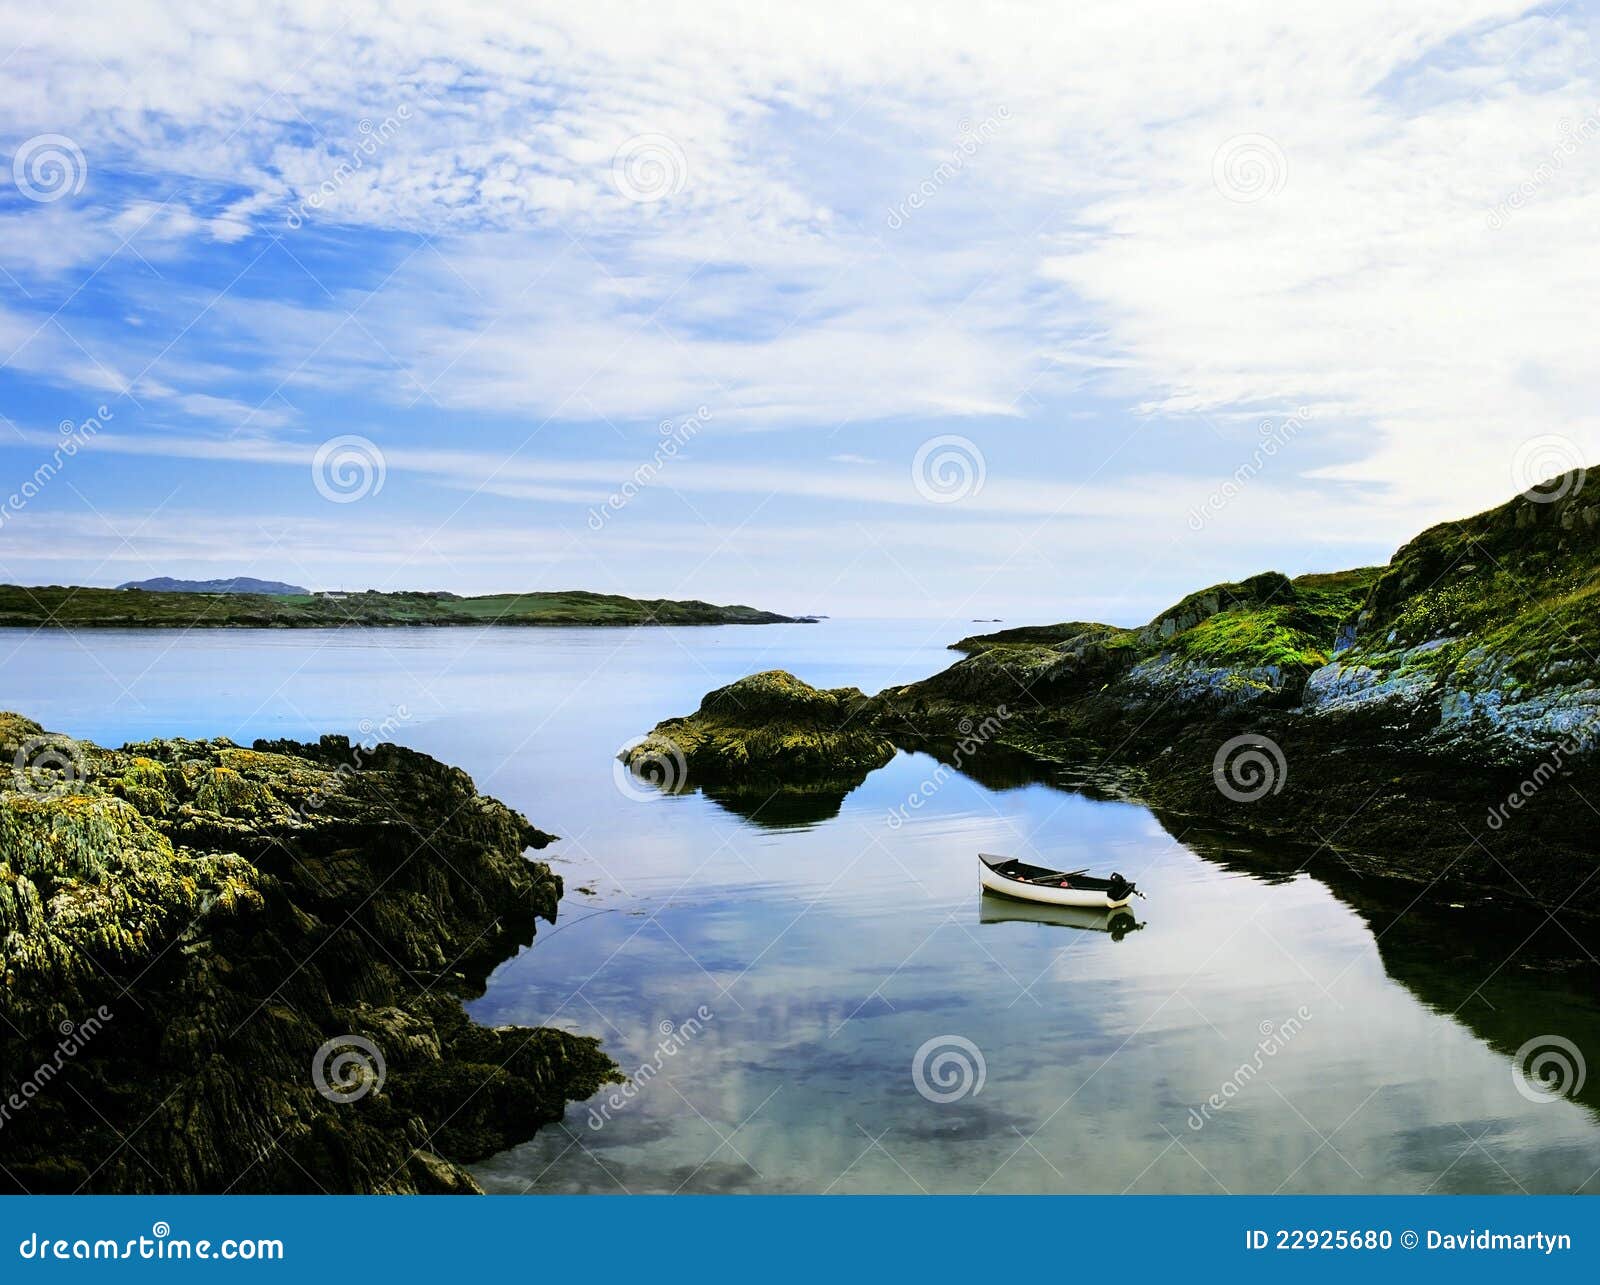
[1017,867,1089,885]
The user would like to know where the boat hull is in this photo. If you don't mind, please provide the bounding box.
[979,863,1133,909]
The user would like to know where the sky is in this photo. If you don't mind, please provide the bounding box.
[1,0,1598,623]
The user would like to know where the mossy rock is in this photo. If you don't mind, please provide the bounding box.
[623,670,896,787]
[0,714,615,1194]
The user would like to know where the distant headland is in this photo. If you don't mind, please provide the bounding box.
[0,583,810,629]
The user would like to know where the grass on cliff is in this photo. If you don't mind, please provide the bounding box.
[1350,480,1600,681]
[1168,568,1381,671]
[956,567,1382,674]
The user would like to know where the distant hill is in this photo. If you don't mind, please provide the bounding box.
[119,577,310,596]
[0,585,804,629]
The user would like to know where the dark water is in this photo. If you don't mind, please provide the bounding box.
[4,622,1597,1194]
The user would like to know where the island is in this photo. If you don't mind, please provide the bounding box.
[623,473,1600,917]
[0,716,619,1193]
[0,585,806,629]
[117,576,312,595]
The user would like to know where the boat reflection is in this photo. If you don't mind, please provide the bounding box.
[978,891,1145,940]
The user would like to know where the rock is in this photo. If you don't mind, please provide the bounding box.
[621,671,896,790]
[0,717,619,1194]
[641,480,1600,915]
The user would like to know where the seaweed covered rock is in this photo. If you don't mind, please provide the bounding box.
[621,670,896,790]
[0,716,618,1194]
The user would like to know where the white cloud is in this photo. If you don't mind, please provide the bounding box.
[2,0,1595,610]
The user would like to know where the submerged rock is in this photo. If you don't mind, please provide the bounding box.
[0,714,618,1193]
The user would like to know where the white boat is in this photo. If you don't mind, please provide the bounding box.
[979,853,1140,909]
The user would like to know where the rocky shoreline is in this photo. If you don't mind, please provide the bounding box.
[624,477,1600,918]
[0,715,618,1193]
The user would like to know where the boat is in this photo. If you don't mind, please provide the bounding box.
[978,892,1144,939]
[978,853,1140,908]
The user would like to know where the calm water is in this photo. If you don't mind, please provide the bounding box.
[4,621,1598,1194]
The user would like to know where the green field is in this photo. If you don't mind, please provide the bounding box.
[0,585,802,629]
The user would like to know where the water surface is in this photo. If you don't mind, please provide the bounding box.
[4,621,1596,1194]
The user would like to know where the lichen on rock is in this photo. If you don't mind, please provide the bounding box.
[0,715,617,1194]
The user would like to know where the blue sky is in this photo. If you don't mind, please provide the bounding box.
[1,1,1597,622]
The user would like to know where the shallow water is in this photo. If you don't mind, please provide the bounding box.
[5,621,1597,1194]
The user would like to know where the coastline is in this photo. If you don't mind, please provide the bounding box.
[0,585,809,630]
[623,479,1600,919]
[0,714,618,1194]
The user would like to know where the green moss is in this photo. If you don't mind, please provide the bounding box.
[1146,567,1380,671]
[623,671,896,787]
